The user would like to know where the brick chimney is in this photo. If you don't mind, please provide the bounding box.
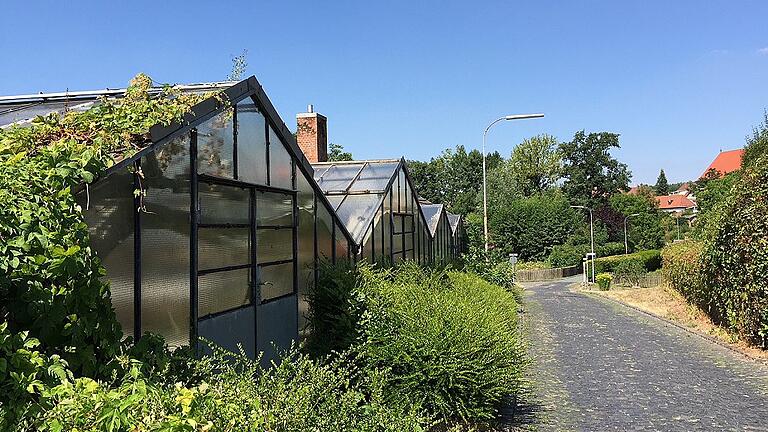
[296,105,327,163]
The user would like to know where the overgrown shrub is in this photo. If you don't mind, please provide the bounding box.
[661,241,706,308]
[613,259,645,286]
[547,243,590,267]
[588,250,661,277]
[596,273,612,291]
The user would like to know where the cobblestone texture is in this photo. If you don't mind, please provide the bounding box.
[508,277,768,431]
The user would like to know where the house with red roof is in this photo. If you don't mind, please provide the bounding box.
[700,149,744,178]
[656,194,697,214]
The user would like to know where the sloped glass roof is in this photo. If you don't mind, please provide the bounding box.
[420,203,444,235]
[312,160,400,243]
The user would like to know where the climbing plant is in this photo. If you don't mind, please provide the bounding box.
[0,74,214,377]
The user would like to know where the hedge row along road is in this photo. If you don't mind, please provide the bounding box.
[513,277,768,431]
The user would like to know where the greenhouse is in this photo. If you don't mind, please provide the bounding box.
[311,159,435,265]
[420,202,455,263]
[0,76,356,364]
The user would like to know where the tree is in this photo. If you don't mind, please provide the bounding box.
[655,169,669,195]
[502,134,562,196]
[559,131,631,208]
[408,145,502,215]
[328,143,353,161]
[609,186,665,251]
[742,110,768,169]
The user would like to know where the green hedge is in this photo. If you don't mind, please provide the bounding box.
[548,242,627,268]
[661,241,707,309]
[588,250,661,277]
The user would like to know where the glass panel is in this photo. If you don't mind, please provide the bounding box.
[237,101,268,185]
[199,183,249,225]
[197,228,250,271]
[334,223,348,262]
[317,202,333,260]
[398,170,406,213]
[198,111,234,178]
[198,268,251,317]
[82,168,134,338]
[257,228,293,263]
[296,174,315,332]
[325,195,343,210]
[362,226,373,262]
[315,163,366,192]
[334,194,381,242]
[260,262,294,301]
[351,162,398,192]
[268,127,293,189]
[141,135,190,347]
[404,214,414,233]
[382,192,392,261]
[257,191,293,227]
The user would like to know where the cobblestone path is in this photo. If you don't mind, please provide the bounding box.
[509,277,768,431]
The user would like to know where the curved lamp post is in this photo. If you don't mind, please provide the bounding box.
[624,213,640,254]
[482,113,544,254]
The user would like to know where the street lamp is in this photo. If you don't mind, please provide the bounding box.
[482,113,544,254]
[570,205,595,283]
[624,213,640,254]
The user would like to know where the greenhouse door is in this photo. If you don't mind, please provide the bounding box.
[195,175,298,365]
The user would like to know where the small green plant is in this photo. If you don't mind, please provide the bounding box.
[596,273,612,291]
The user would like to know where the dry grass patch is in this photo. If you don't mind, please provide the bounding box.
[586,284,768,362]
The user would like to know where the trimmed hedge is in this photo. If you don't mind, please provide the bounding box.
[585,250,662,279]
[661,241,707,309]
[548,241,627,267]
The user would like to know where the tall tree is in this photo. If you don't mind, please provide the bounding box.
[328,143,353,161]
[742,110,768,169]
[408,145,502,215]
[559,131,631,208]
[655,169,669,195]
[609,186,665,251]
[504,134,562,196]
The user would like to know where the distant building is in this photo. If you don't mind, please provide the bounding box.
[656,194,697,214]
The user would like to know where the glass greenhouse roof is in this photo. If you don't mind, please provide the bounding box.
[420,203,444,235]
[312,160,401,243]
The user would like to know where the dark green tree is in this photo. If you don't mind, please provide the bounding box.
[559,131,631,208]
[328,143,353,161]
[609,186,665,251]
[499,134,562,197]
[655,169,669,195]
[742,110,768,169]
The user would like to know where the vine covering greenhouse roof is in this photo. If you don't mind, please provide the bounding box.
[311,159,401,244]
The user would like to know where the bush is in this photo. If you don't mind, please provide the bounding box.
[613,259,645,286]
[662,241,706,307]
[355,265,526,421]
[596,273,612,291]
[587,250,662,277]
[547,243,590,267]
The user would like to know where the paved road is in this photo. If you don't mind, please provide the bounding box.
[511,277,768,431]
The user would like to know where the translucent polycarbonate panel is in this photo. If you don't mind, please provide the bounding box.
[198,268,251,317]
[198,111,235,178]
[197,228,250,271]
[268,127,293,190]
[325,195,344,210]
[198,183,250,225]
[237,101,268,185]
[256,191,293,227]
[334,194,381,242]
[334,223,348,262]
[260,262,294,301]
[404,214,414,233]
[382,192,392,261]
[314,163,366,192]
[362,226,373,261]
[257,228,293,263]
[368,207,382,262]
[350,162,398,192]
[141,135,190,347]
[316,203,333,260]
[398,171,406,213]
[296,174,315,332]
[405,232,414,257]
[82,168,135,338]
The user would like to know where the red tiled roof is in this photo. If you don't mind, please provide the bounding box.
[656,194,696,210]
[701,149,744,178]
[674,182,690,192]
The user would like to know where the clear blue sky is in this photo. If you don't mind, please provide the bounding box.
[2,1,767,184]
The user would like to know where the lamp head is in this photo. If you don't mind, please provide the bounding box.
[505,113,545,121]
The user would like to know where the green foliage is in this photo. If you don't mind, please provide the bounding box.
[305,262,526,423]
[654,169,669,195]
[609,187,665,251]
[0,74,211,377]
[691,171,740,238]
[408,145,502,215]
[559,130,631,208]
[226,49,248,81]
[547,243,590,268]
[613,259,646,286]
[590,250,661,275]
[701,155,768,346]
[661,241,707,309]
[596,273,612,291]
[488,190,580,261]
[328,142,354,161]
[742,110,768,169]
[500,134,561,196]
